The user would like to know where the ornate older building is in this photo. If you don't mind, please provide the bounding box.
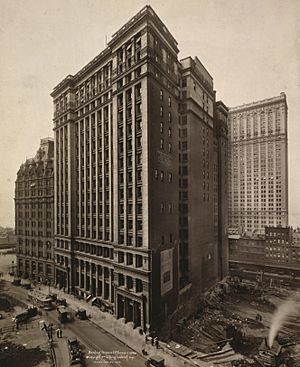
[228,93,288,235]
[51,5,228,332]
[15,138,54,284]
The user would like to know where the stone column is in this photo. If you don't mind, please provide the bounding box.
[84,261,87,291]
[95,265,99,296]
[124,297,129,322]
[90,262,93,295]
[84,261,89,292]
[79,260,82,288]
[102,267,105,298]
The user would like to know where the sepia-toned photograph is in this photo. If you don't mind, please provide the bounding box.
[0,0,300,366]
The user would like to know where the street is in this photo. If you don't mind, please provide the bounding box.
[47,310,145,367]
[6,283,146,367]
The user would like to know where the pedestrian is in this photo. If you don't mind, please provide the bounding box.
[59,329,63,338]
[145,334,148,344]
[56,328,60,338]
[151,336,154,346]
[155,337,159,349]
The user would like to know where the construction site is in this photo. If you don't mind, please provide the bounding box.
[1,274,300,367]
[0,280,50,367]
[171,278,300,366]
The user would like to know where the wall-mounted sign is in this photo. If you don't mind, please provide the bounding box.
[161,248,173,296]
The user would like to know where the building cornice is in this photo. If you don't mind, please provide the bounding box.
[109,5,178,53]
[228,93,287,114]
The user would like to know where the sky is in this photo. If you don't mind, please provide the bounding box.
[0,0,299,227]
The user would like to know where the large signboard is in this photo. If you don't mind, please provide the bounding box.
[160,248,173,296]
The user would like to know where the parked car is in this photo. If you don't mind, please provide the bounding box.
[75,308,87,320]
[56,298,67,307]
[145,355,165,367]
[67,338,83,366]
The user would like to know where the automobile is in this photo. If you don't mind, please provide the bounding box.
[75,308,87,320]
[70,355,83,366]
[56,298,67,307]
[57,306,69,323]
[67,338,83,366]
[145,355,165,367]
[67,338,81,353]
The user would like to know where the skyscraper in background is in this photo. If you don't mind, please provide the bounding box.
[228,93,288,235]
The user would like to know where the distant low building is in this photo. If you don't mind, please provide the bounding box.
[229,226,300,286]
[0,235,17,247]
[0,226,15,237]
[229,233,265,262]
[229,226,298,265]
[291,229,300,263]
[265,226,293,263]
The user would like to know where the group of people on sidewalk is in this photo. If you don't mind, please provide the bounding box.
[146,334,160,349]
[142,334,160,355]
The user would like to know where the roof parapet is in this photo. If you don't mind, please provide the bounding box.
[229,93,287,113]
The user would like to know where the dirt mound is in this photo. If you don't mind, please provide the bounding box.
[0,341,48,367]
[0,297,14,312]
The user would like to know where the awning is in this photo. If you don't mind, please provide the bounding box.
[86,295,93,302]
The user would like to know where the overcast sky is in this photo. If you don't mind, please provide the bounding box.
[0,0,299,227]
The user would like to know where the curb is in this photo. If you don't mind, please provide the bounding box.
[42,286,199,367]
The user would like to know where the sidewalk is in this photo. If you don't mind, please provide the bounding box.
[39,285,208,367]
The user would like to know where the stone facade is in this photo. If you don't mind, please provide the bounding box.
[15,138,54,284]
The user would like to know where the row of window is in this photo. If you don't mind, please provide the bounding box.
[17,230,52,237]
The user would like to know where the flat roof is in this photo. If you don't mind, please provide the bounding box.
[228,93,287,113]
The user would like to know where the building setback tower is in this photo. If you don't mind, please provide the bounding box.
[228,93,288,235]
[15,138,55,284]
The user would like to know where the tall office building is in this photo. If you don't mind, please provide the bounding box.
[52,6,179,332]
[15,138,55,284]
[215,101,229,278]
[228,93,288,235]
[51,6,228,332]
[178,57,228,311]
